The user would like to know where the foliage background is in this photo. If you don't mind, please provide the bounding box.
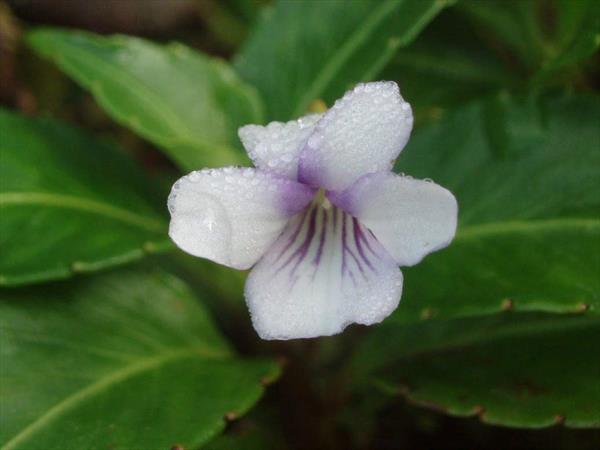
[1,0,599,449]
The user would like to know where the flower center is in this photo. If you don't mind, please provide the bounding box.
[313,188,332,210]
[266,191,390,295]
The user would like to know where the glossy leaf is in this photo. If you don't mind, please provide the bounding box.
[458,0,600,77]
[353,314,600,428]
[457,0,544,67]
[534,0,600,82]
[390,94,600,322]
[386,0,599,117]
[234,0,450,120]
[27,28,264,170]
[0,270,279,449]
[383,8,518,115]
[0,110,172,286]
[389,0,600,117]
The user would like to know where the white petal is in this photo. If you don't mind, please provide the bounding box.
[298,81,413,191]
[168,167,314,270]
[332,172,458,266]
[238,113,322,179]
[245,203,403,340]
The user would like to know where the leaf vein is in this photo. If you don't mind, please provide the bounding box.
[0,192,165,232]
[291,0,400,117]
[457,218,599,240]
[1,348,228,450]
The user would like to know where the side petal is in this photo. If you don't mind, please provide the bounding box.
[245,204,403,340]
[168,167,315,270]
[298,81,413,191]
[331,172,458,267]
[238,113,322,179]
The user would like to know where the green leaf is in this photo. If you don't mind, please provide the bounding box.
[27,28,264,170]
[457,0,544,68]
[383,8,519,115]
[0,270,279,449]
[534,0,600,82]
[0,109,171,286]
[203,416,286,450]
[385,0,599,117]
[391,94,600,322]
[234,0,450,120]
[457,0,600,79]
[353,314,600,428]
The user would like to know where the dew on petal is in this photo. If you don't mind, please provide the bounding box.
[238,113,322,179]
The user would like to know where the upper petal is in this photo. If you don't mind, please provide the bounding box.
[168,167,314,270]
[298,81,413,191]
[331,172,457,266]
[238,113,322,179]
[245,203,403,340]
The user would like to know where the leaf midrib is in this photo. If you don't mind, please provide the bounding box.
[0,192,165,232]
[359,0,450,82]
[1,347,229,450]
[291,0,401,117]
[456,217,599,241]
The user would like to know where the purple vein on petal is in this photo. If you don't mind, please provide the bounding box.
[353,218,379,259]
[332,204,339,233]
[345,245,368,281]
[313,208,328,265]
[341,213,357,287]
[341,211,348,277]
[266,200,389,290]
[276,205,318,276]
[344,219,366,276]
[339,213,366,282]
[289,206,318,278]
[274,206,311,263]
[353,217,376,272]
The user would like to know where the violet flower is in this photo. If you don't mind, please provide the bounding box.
[168,81,457,340]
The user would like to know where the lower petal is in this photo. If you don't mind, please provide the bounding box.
[245,203,403,340]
